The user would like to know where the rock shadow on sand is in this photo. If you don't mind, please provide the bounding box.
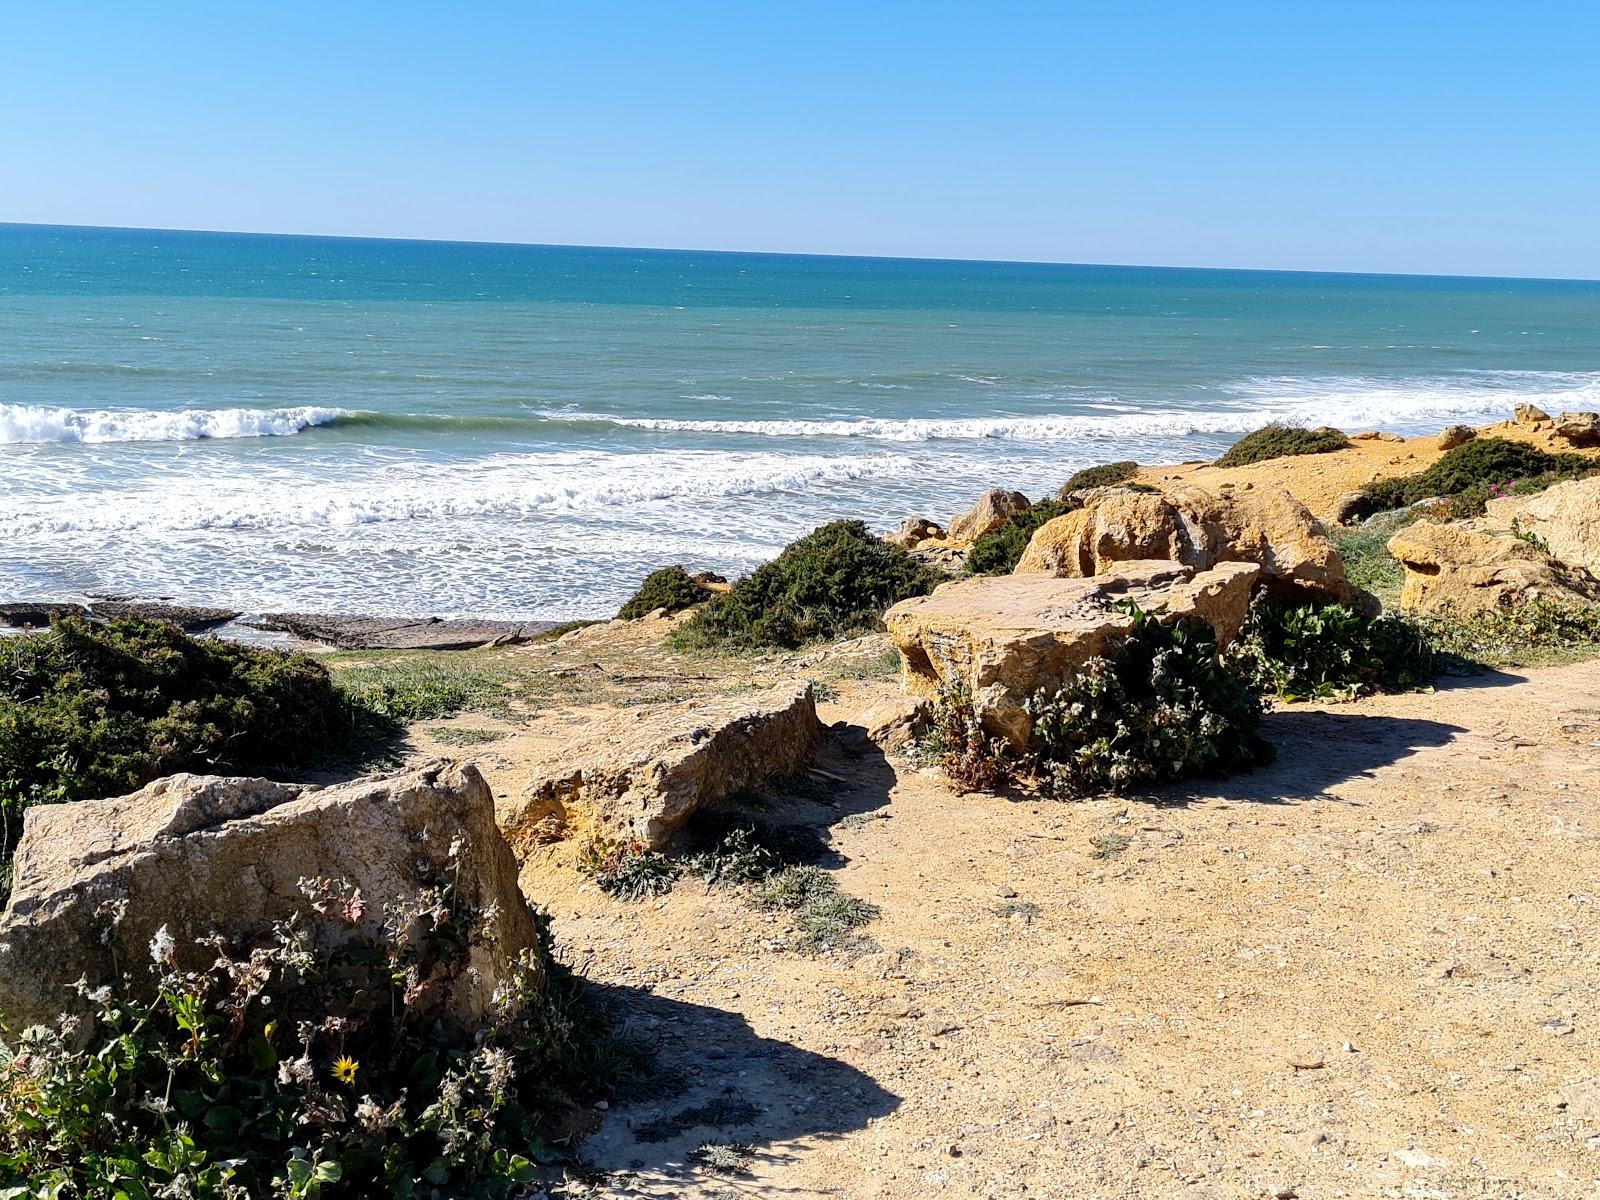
[572,981,898,1194]
[1155,707,1466,807]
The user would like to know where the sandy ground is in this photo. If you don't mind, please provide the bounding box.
[400,616,1600,1200]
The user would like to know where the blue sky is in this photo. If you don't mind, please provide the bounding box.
[3,2,1597,277]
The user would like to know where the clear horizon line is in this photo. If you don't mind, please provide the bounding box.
[3,219,1598,287]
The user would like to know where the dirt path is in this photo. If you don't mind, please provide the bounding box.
[479,658,1600,1200]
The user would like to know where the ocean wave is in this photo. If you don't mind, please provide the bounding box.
[0,403,356,445]
[0,450,913,535]
[544,371,1600,443]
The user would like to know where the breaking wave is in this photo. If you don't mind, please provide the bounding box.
[0,403,357,445]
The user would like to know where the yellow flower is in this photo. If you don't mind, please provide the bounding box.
[331,1056,359,1085]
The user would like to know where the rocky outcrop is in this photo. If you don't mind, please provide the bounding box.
[1014,484,1366,608]
[1386,522,1600,615]
[500,682,820,852]
[1436,425,1477,451]
[1515,403,1553,428]
[0,601,89,628]
[947,489,1030,546]
[885,560,1261,746]
[1553,411,1600,448]
[0,762,541,1036]
[886,517,946,550]
[251,612,557,649]
[1484,475,1600,575]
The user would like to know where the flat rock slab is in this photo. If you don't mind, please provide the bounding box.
[250,611,560,650]
[499,681,821,853]
[91,601,240,630]
[885,559,1261,746]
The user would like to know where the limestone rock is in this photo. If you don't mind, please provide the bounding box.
[851,694,934,751]
[886,516,946,550]
[1386,522,1600,615]
[501,682,820,852]
[1436,425,1477,451]
[1553,411,1600,448]
[1484,475,1600,574]
[1330,491,1366,525]
[1014,484,1365,608]
[884,560,1261,746]
[0,601,88,628]
[947,489,1030,546]
[1514,403,1552,427]
[0,762,540,1036]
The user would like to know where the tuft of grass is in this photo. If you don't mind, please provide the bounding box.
[1090,831,1131,860]
[752,866,878,952]
[692,1143,755,1176]
[966,498,1076,576]
[428,726,511,747]
[331,654,526,722]
[618,565,714,620]
[1329,512,1414,610]
[577,839,680,901]
[671,520,940,651]
[1060,460,1138,494]
[1215,423,1351,468]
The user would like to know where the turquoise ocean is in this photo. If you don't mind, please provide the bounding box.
[3,223,1598,620]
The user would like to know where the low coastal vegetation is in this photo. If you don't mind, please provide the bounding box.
[966,498,1074,575]
[0,617,349,871]
[1421,599,1600,670]
[671,519,939,651]
[1059,459,1139,493]
[1352,437,1595,520]
[1215,423,1350,468]
[617,564,714,620]
[0,861,607,1198]
[1226,596,1435,700]
[578,823,878,953]
[1026,606,1273,795]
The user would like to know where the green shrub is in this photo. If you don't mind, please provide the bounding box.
[0,858,603,1198]
[1026,605,1271,795]
[1060,460,1138,494]
[1215,424,1350,468]
[1352,437,1594,519]
[617,565,714,620]
[1226,596,1434,701]
[966,498,1075,576]
[0,617,351,865]
[672,520,940,651]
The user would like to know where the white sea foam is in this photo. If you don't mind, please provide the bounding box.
[0,450,914,536]
[0,403,354,444]
[548,371,1600,443]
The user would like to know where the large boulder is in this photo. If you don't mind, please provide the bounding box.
[947,489,1030,546]
[1515,403,1553,428]
[0,762,541,1037]
[1386,522,1600,615]
[1553,411,1600,448]
[884,560,1261,746]
[500,682,820,853]
[1436,424,1477,451]
[1483,475,1600,575]
[1015,484,1366,608]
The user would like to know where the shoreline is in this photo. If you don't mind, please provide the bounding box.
[7,410,1595,650]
